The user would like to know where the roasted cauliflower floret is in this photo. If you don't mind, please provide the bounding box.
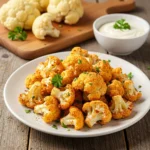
[72,72,107,101]
[25,73,42,89]
[47,0,84,25]
[62,54,92,77]
[51,84,75,109]
[27,0,49,12]
[36,56,64,78]
[82,101,112,127]
[32,13,60,40]
[34,96,61,123]
[19,82,44,108]
[35,62,45,79]
[41,72,57,95]
[60,106,84,130]
[107,80,124,97]
[99,96,108,105]
[61,68,75,85]
[0,0,40,30]
[109,95,133,119]
[93,60,112,83]
[73,90,83,110]
[112,68,128,82]
[123,80,142,102]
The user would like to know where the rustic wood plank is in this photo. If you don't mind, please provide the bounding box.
[118,0,150,149]
[0,47,29,150]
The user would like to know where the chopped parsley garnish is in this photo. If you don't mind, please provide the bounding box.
[89,82,93,86]
[58,24,63,28]
[108,59,111,63]
[52,74,63,88]
[103,60,106,63]
[138,85,142,88]
[66,92,70,97]
[73,78,77,81]
[67,129,70,131]
[78,59,82,64]
[25,109,31,113]
[52,124,58,129]
[147,66,150,70]
[8,26,27,41]
[95,67,100,73]
[60,59,63,62]
[62,122,67,128]
[127,72,133,80]
[113,19,131,30]
[32,96,35,99]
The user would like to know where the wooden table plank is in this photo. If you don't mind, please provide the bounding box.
[0,47,29,149]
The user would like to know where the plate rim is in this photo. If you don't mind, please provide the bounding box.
[3,51,150,137]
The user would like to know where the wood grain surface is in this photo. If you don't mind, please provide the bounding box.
[0,0,135,60]
[0,0,150,150]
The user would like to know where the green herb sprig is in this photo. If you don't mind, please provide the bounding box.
[113,19,131,30]
[8,27,27,41]
[127,72,133,80]
[52,74,63,88]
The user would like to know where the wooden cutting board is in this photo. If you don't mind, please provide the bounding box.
[0,0,135,60]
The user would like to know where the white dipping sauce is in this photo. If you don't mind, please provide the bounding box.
[99,21,145,39]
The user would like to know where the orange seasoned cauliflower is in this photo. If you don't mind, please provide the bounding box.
[73,90,83,110]
[34,96,61,123]
[72,72,107,101]
[107,80,124,97]
[109,95,133,119]
[99,96,108,105]
[36,56,64,78]
[19,82,44,108]
[25,73,42,89]
[41,72,57,95]
[60,106,84,130]
[62,54,92,77]
[123,80,142,102]
[112,67,128,82]
[51,84,75,109]
[93,60,112,83]
[82,101,112,127]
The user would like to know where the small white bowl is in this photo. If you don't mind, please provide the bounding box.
[93,14,150,55]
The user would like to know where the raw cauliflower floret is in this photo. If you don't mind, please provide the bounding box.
[47,0,84,25]
[72,72,107,101]
[27,0,49,12]
[70,47,100,65]
[51,84,75,109]
[25,73,42,89]
[109,95,133,119]
[93,60,112,83]
[0,0,40,30]
[32,13,60,40]
[34,96,61,123]
[123,80,142,102]
[60,106,84,130]
[62,54,92,77]
[82,101,112,127]
[36,56,64,78]
[19,82,44,108]
[107,80,124,97]
[41,71,57,95]
[112,67,128,82]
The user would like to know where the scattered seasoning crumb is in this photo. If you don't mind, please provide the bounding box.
[138,85,142,88]
[59,24,63,28]
[73,78,77,81]
[25,109,31,113]
[127,72,133,80]
[62,122,67,128]
[52,124,58,129]
[78,59,82,64]
[147,66,150,70]
[67,92,70,97]
[108,59,111,63]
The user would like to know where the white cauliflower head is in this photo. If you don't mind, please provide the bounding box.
[34,96,61,123]
[47,0,84,25]
[82,101,112,128]
[0,0,40,30]
[51,84,75,109]
[60,106,84,130]
[109,95,133,119]
[26,0,49,12]
[32,13,60,40]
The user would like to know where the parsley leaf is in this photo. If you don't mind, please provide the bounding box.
[108,59,111,63]
[52,74,63,88]
[127,72,133,80]
[113,19,131,30]
[147,66,150,70]
[52,124,58,129]
[95,67,100,73]
[8,27,27,41]
[62,122,67,128]
[138,85,142,88]
[78,59,82,64]
[25,109,31,113]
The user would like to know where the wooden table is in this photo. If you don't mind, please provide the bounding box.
[0,0,150,149]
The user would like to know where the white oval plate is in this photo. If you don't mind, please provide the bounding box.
[4,52,150,137]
